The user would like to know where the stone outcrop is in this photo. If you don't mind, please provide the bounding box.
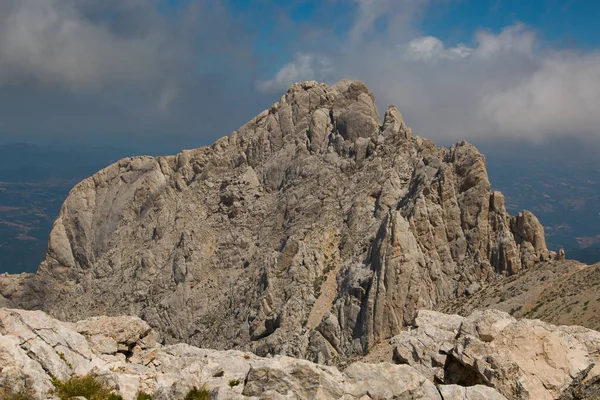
[0,308,510,400]
[391,309,600,400]
[0,80,553,363]
[5,307,600,400]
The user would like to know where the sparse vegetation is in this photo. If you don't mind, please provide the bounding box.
[529,300,546,314]
[0,387,34,400]
[509,305,523,314]
[136,391,153,400]
[57,351,73,369]
[228,379,241,387]
[313,275,328,297]
[184,387,210,400]
[51,374,123,400]
[323,259,336,274]
[243,354,251,360]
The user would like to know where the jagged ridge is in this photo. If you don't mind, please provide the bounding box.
[0,80,560,364]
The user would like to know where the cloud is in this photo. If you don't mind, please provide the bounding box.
[0,0,199,117]
[256,52,333,93]
[3,0,600,147]
[404,36,472,61]
[257,4,600,143]
[0,0,271,144]
[481,52,600,139]
[0,0,172,89]
[474,23,536,58]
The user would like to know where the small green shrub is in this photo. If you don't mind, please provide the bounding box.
[136,391,153,400]
[184,387,210,400]
[228,379,241,387]
[52,374,123,400]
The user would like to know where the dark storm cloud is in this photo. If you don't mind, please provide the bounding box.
[0,0,274,144]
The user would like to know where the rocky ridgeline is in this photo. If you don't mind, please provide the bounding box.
[0,80,562,363]
[3,307,600,399]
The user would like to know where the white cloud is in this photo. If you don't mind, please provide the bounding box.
[257,4,600,142]
[474,23,536,58]
[405,36,472,61]
[256,52,333,93]
[480,52,600,139]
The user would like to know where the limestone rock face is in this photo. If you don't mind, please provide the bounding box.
[391,310,463,381]
[0,80,550,362]
[392,309,600,400]
[0,308,511,400]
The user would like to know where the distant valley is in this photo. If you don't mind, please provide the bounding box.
[0,143,133,274]
[483,141,600,264]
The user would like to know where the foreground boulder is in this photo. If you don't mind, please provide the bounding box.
[5,307,600,399]
[392,309,600,400]
[0,80,554,362]
[0,308,507,400]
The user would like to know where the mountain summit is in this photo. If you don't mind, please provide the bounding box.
[0,80,558,363]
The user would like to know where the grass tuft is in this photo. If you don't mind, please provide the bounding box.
[228,379,241,387]
[136,391,153,400]
[184,387,210,400]
[52,374,123,400]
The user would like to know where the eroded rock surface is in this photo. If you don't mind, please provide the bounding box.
[392,309,600,400]
[0,80,552,362]
[0,308,510,400]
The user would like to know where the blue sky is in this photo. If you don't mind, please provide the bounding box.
[421,0,599,48]
[0,0,599,151]
[227,0,599,52]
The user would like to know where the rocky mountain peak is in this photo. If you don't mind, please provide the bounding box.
[0,80,554,364]
[382,105,411,139]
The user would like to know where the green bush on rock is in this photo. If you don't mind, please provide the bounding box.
[184,387,210,400]
[136,391,153,400]
[51,375,123,400]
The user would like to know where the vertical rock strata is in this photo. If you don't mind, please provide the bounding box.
[0,80,553,363]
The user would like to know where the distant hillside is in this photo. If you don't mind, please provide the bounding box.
[440,260,600,332]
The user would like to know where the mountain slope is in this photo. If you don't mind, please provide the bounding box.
[0,80,556,363]
[440,260,600,331]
